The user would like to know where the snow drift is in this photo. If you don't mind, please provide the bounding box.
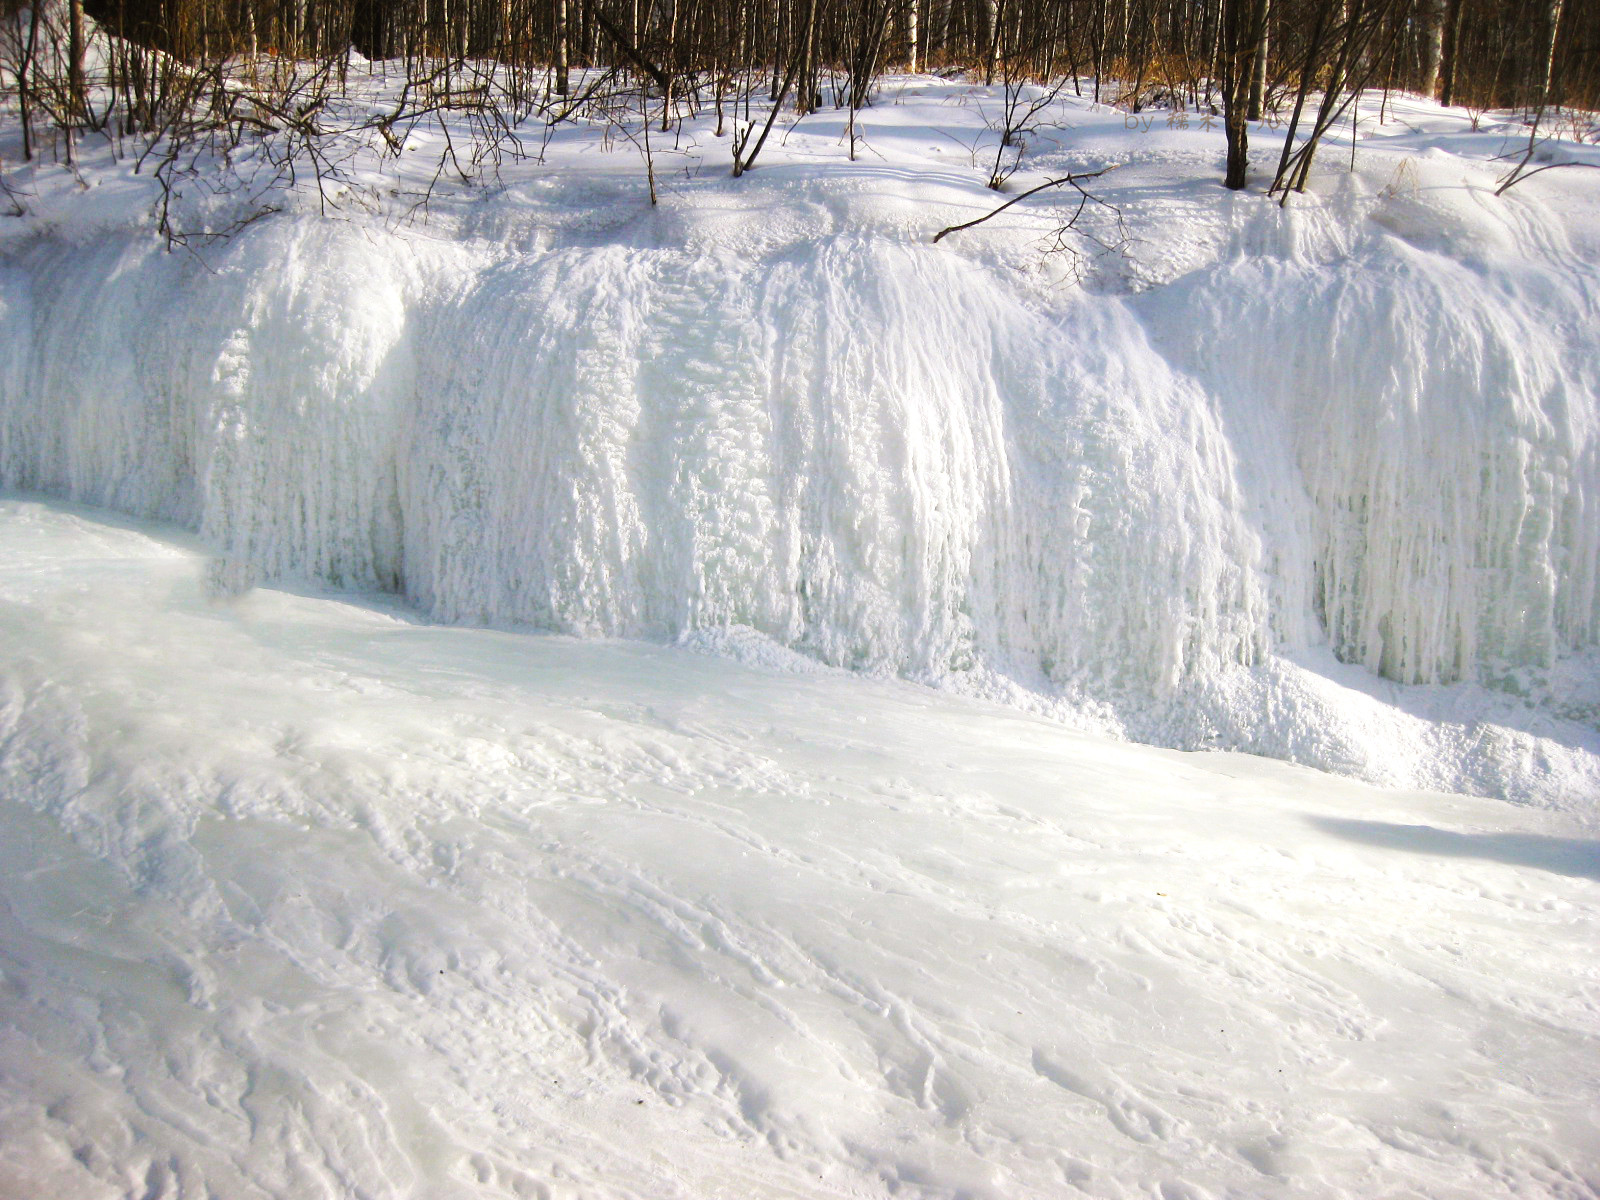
[2,91,1598,806]
[4,496,1597,1200]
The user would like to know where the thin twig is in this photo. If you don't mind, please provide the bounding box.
[1496,159,1600,194]
[932,165,1117,242]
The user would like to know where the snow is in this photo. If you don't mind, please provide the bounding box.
[3,77,1598,806]
[1,494,1598,1199]
[2,70,1600,1195]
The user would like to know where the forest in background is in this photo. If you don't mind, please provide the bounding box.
[0,0,1593,219]
[48,0,1595,111]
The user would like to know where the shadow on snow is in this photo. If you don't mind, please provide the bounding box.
[1308,817,1600,882]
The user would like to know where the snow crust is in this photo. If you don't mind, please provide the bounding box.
[2,80,1598,806]
[2,496,1598,1200]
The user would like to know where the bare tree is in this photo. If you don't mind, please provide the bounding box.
[1218,0,1266,189]
[0,0,1590,216]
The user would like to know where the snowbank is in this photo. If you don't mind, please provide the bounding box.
[1,496,1597,1200]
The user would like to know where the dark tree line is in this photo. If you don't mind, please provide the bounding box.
[1,0,1593,205]
[58,0,1592,110]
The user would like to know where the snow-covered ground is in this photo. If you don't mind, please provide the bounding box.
[3,57,1600,1198]
[1,494,1597,1199]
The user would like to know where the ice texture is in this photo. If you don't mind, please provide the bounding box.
[2,87,1597,806]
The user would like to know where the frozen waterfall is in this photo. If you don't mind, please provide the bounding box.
[2,189,1597,803]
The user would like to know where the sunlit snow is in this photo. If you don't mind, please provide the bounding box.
[1,496,1597,1198]
[2,66,1599,1199]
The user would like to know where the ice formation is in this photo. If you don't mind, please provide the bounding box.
[1,106,1597,806]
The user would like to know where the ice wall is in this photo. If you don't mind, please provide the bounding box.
[0,223,1278,692]
[1,199,1596,793]
[1150,240,1600,687]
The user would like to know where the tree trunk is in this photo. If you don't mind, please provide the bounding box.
[18,1,40,161]
[797,0,819,113]
[1530,0,1566,106]
[1224,105,1250,188]
[1220,0,1262,188]
[984,0,999,83]
[1247,0,1269,119]
[555,0,570,94]
[1438,0,1462,105]
[68,0,86,126]
[1417,0,1445,96]
[662,0,678,128]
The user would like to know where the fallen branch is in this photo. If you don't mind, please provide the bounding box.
[932,165,1118,243]
[1495,158,1600,195]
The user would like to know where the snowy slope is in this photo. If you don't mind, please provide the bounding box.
[3,78,1598,804]
[2,495,1598,1200]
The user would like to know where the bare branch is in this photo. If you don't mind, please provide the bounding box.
[1496,159,1600,195]
[932,166,1118,243]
